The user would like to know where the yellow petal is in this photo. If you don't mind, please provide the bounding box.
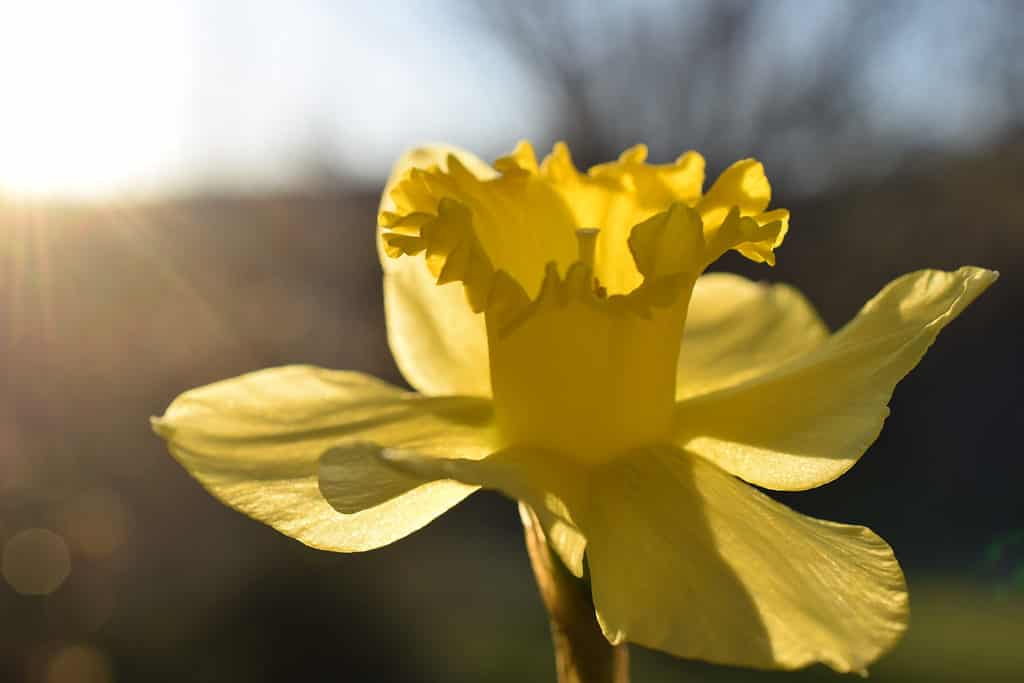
[581,446,907,673]
[487,259,693,462]
[677,273,828,400]
[527,502,588,578]
[676,267,998,490]
[382,142,579,302]
[379,145,493,396]
[484,205,792,464]
[152,365,497,552]
[696,158,771,229]
[318,442,432,514]
[540,144,707,294]
[365,442,910,670]
[380,142,788,373]
[321,445,588,577]
[377,141,791,451]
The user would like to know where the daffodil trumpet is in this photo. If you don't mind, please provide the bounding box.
[153,141,996,677]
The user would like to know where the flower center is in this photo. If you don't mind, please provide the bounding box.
[485,282,688,464]
[485,233,692,462]
[380,142,791,461]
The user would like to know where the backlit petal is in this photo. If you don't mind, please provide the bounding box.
[364,442,910,671]
[380,145,493,396]
[152,365,497,551]
[320,445,588,577]
[539,143,707,294]
[676,267,997,490]
[581,446,907,673]
[487,258,693,461]
[381,142,784,317]
[382,142,579,302]
[483,203,789,463]
[696,158,771,228]
[677,273,828,400]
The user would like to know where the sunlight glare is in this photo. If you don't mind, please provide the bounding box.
[0,1,192,198]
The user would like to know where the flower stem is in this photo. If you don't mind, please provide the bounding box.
[520,503,630,683]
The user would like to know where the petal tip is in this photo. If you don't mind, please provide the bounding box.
[964,265,999,286]
[150,415,173,439]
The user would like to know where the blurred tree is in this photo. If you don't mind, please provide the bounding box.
[467,0,1024,193]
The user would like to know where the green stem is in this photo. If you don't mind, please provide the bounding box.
[520,503,630,683]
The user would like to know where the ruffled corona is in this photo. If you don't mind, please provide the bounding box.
[381,142,788,460]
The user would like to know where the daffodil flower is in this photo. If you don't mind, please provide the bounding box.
[153,142,995,674]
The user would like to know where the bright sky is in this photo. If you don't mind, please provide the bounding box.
[0,0,553,198]
[0,1,192,197]
[0,0,1011,199]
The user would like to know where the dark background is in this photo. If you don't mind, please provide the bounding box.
[2,2,1022,681]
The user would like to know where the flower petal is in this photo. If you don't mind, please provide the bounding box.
[696,158,771,228]
[677,273,828,400]
[541,143,707,295]
[152,365,497,551]
[320,445,588,577]
[379,145,493,396]
[676,267,998,490]
[382,142,579,303]
[328,440,909,672]
[580,446,907,673]
[380,143,789,367]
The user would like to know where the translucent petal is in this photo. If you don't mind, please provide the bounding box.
[484,205,790,464]
[696,158,771,229]
[676,267,998,490]
[581,446,907,673]
[152,365,497,551]
[320,445,588,577]
[354,442,910,671]
[677,273,828,400]
[486,259,692,462]
[539,143,707,294]
[382,142,579,302]
[382,141,784,305]
[381,142,788,351]
[379,145,493,396]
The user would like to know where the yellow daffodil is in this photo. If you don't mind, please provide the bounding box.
[153,141,996,673]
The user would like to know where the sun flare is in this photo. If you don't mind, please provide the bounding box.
[0,1,191,198]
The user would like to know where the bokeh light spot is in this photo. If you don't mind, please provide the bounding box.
[46,644,112,683]
[60,488,132,560]
[3,528,71,595]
